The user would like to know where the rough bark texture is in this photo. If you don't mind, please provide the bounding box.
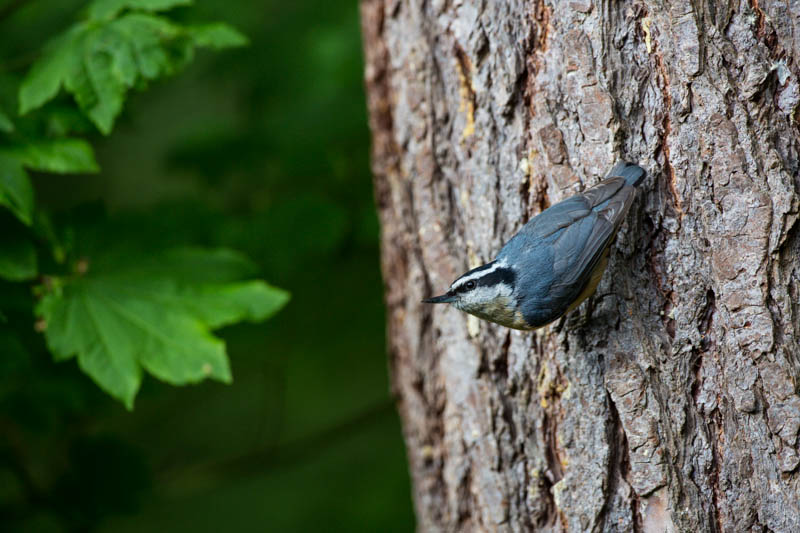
[360,0,800,531]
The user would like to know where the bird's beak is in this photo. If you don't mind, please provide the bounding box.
[422,292,456,304]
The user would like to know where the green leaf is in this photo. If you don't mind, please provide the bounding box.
[0,155,34,225]
[2,139,99,173]
[88,0,193,21]
[111,14,191,80]
[187,24,249,49]
[63,25,135,134]
[138,280,289,329]
[36,248,289,409]
[0,139,94,226]
[0,109,14,133]
[18,25,85,115]
[19,10,246,134]
[0,235,37,281]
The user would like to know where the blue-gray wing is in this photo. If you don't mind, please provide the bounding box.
[548,181,636,293]
[512,177,626,242]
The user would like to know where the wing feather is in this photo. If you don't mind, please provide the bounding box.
[510,177,626,242]
[580,177,625,208]
[514,196,590,241]
[549,186,635,292]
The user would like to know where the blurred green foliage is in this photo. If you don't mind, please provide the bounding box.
[3,0,276,408]
[0,0,414,531]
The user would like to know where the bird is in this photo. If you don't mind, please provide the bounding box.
[423,161,645,330]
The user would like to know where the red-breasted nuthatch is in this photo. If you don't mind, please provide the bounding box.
[423,161,645,329]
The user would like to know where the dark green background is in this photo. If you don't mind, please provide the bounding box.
[0,1,414,530]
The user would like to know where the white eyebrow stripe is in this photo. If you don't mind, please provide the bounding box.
[451,259,507,289]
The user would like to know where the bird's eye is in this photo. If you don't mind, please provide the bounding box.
[465,280,476,290]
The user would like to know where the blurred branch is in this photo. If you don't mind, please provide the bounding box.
[161,399,397,486]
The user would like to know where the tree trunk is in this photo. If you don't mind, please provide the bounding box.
[360,0,800,531]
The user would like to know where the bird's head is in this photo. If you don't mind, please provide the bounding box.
[423,260,528,329]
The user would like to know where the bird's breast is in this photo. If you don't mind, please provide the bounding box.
[471,295,531,330]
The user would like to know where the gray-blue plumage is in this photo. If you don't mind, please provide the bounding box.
[497,162,645,327]
[423,161,645,330]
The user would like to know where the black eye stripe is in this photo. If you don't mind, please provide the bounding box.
[478,267,515,288]
[455,281,472,293]
[454,261,497,291]
[453,266,515,292]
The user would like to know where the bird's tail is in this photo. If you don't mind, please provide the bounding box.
[608,161,646,187]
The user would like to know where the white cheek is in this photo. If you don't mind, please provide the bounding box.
[462,284,513,307]
[469,286,496,303]
[500,284,513,298]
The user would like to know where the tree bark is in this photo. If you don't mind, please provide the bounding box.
[360,0,800,531]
